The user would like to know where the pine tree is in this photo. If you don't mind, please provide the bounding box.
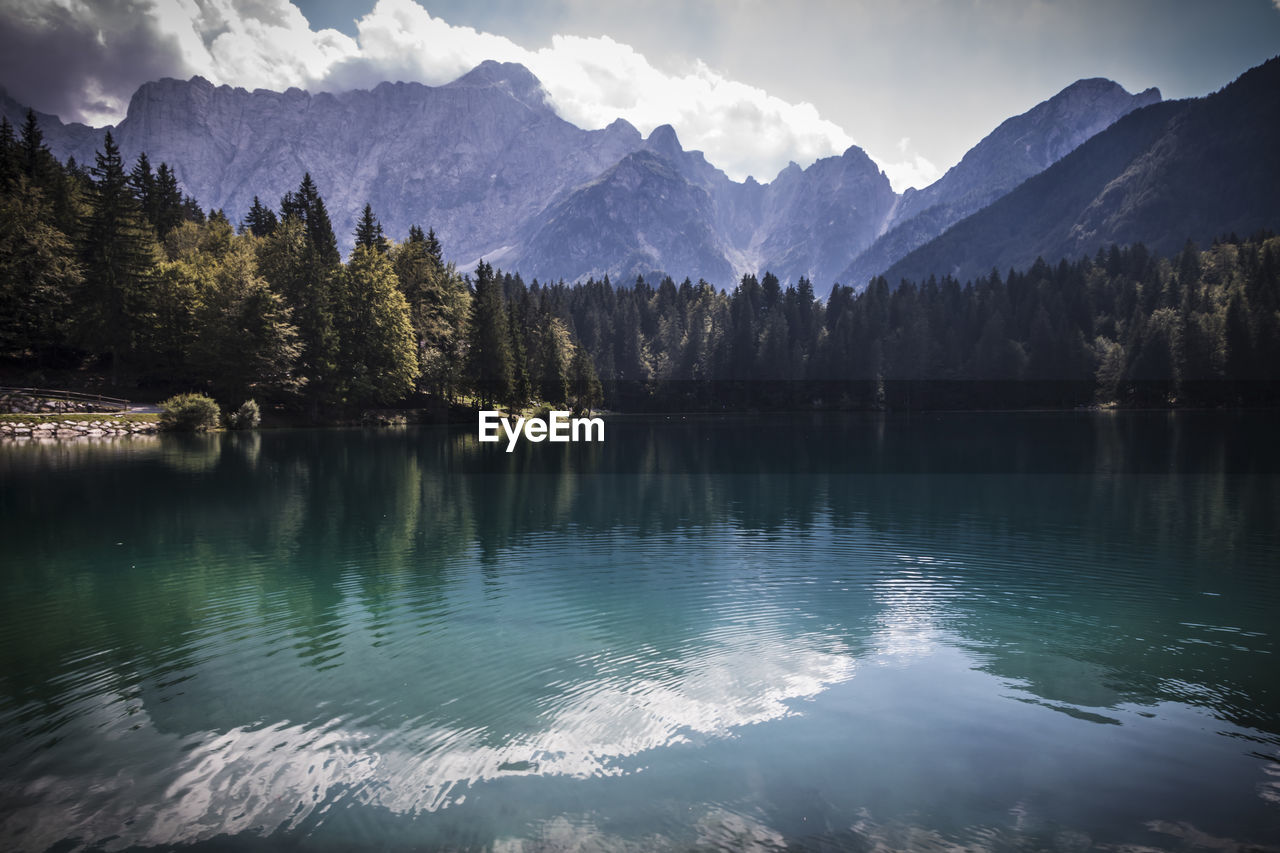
[425,227,442,264]
[296,173,339,266]
[245,195,278,237]
[256,216,339,406]
[16,109,77,233]
[0,117,16,190]
[507,301,531,406]
[466,260,514,406]
[152,163,185,236]
[353,203,386,253]
[19,110,50,181]
[279,190,304,222]
[0,177,82,360]
[392,225,470,399]
[79,130,158,383]
[179,194,205,225]
[569,345,603,414]
[130,152,156,231]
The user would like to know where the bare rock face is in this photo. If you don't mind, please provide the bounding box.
[506,148,735,286]
[110,63,644,270]
[2,63,1158,290]
[753,146,898,291]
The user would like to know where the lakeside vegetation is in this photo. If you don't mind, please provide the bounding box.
[2,113,1277,415]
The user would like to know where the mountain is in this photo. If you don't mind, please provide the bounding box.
[883,56,1280,285]
[505,147,736,285]
[751,147,898,289]
[839,78,1160,288]
[501,127,897,287]
[1,62,1186,289]
[4,62,643,272]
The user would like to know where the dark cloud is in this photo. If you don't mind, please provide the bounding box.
[0,0,191,124]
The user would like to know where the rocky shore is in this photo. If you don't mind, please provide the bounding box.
[0,418,159,439]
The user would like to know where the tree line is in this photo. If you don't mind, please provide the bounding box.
[0,113,601,415]
[2,111,1277,413]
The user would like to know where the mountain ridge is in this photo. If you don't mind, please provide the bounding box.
[1,63,1188,288]
[882,56,1280,285]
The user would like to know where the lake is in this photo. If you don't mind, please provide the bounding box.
[1,412,1278,851]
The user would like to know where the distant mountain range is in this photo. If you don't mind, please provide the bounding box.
[3,57,1277,289]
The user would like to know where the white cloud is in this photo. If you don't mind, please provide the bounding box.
[323,0,860,183]
[876,138,941,192]
[9,0,929,188]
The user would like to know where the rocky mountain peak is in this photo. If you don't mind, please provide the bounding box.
[446,60,547,107]
[645,124,683,159]
[604,116,642,140]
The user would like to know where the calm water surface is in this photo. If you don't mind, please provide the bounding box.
[0,413,1278,851]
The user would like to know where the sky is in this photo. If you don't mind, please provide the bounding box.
[1,0,1277,191]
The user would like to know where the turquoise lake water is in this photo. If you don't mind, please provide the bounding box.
[1,412,1278,851]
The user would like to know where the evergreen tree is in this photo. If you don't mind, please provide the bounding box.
[244,195,278,237]
[1224,287,1255,380]
[534,315,572,406]
[466,260,514,406]
[152,163,185,236]
[0,178,82,360]
[392,226,471,399]
[425,227,442,264]
[256,216,339,406]
[130,152,156,229]
[353,203,387,253]
[0,117,17,190]
[16,109,77,233]
[279,190,304,223]
[296,172,339,266]
[78,130,159,383]
[569,345,603,414]
[179,193,205,225]
[19,110,50,182]
[334,245,419,403]
[507,302,531,406]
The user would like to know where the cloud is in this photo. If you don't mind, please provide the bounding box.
[324,0,859,183]
[0,0,916,187]
[877,138,941,192]
[0,0,192,125]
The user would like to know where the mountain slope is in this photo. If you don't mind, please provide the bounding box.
[752,146,898,289]
[840,78,1160,287]
[504,149,735,285]
[883,57,1280,284]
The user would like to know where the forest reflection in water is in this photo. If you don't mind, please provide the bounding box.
[0,412,1277,851]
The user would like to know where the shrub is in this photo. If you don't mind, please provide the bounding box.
[226,399,261,430]
[159,393,220,432]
